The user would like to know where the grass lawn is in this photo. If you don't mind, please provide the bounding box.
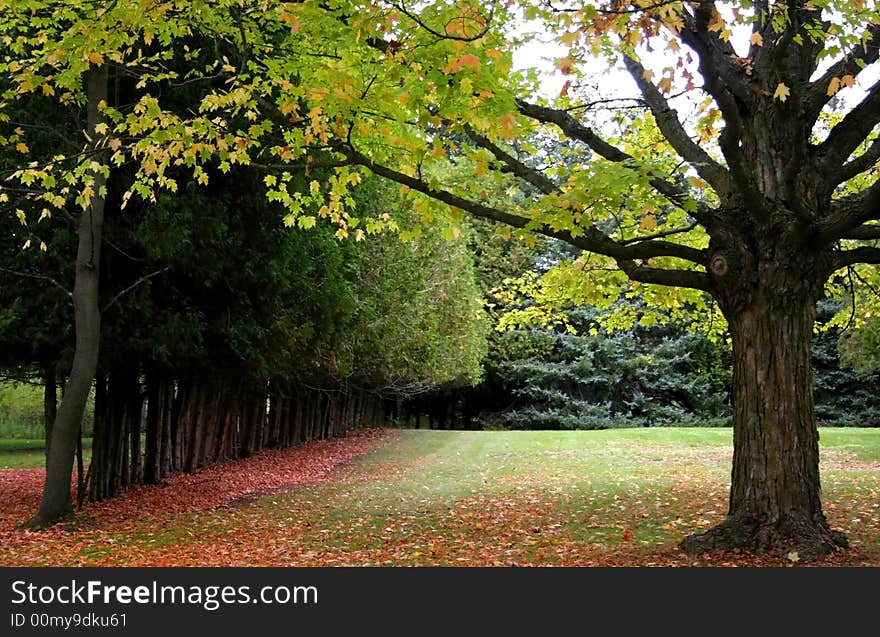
[0,428,877,566]
[0,438,91,469]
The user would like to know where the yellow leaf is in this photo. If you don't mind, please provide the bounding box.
[41,83,54,96]
[553,57,575,75]
[94,122,109,135]
[640,214,657,231]
[773,82,790,102]
[688,175,708,189]
[787,551,799,562]
[15,142,28,154]
[827,77,841,97]
[22,239,31,250]
[750,32,763,47]
[658,76,673,94]
[841,74,855,88]
[642,69,654,82]
[88,51,104,66]
[707,10,725,32]
[108,138,122,151]
[40,241,47,252]
[16,209,26,225]
[500,112,517,141]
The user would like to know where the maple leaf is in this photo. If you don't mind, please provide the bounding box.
[444,54,481,74]
[640,214,658,231]
[499,112,517,141]
[750,32,763,47]
[559,80,572,98]
[554,57,576,75]
[773,83,790,102]
[827,77,841,97]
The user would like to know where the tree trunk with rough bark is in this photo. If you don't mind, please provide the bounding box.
[681,246,847,559]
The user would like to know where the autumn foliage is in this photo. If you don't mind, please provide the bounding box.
[2,429,877,567]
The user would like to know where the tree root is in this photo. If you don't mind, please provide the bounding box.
[679,514,848,562]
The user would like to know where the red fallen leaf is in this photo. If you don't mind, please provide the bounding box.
[622,529,634,541]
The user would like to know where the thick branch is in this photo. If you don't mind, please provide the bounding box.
[834,136,880,186]
[617,259,710,290]
[515,100,716,225]
[819,80,880,175]
[815,180,880,244]
[342,145,708,271]
[830,246,880,272]
[840,224,880,241]
[804,23,880,123]
[678,3,755,109]
[622,54,730,196]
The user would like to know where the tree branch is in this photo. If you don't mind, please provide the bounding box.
[0,266,71,299]
[840,223,880,241]
[616,259,710,291]
[462,125,557,195]
[815,179,880,244]
[804,23,880,123]
[619,221,700,245]
[622,54,730,196]
[830,246,880,272]
[102,267,170,312]
[819,80,880,176]
[832,135,880,187]
[515,100,716,225]
[341,144,708,268]
[677,2,754,108]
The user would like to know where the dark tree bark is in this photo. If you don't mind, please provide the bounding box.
[143,373,162,484]
[30,66,109,527]
[42,364,57,469]
[681,252,847,558]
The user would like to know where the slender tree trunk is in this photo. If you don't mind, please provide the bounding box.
[42,365,57,469]
[30,68,108,525]
[681,276,847,559]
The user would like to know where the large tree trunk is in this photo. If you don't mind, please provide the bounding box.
[29,66,108,527]
[681,262,847,560]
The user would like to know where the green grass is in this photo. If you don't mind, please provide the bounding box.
[0,438,92,469]
[2,427,877,566]
[236,427,880,564]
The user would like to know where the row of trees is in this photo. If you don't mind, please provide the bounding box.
[2,111,488,504]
